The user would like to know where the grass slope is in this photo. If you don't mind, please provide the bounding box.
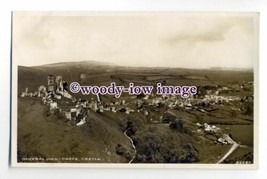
[18,97,134,163]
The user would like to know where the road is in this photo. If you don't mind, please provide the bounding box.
[124,128,137,163]
[217,142,239,164]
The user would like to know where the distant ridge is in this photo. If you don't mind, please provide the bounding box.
[210,67,253,71]
[33,60,119,67]
[20,60,252,71]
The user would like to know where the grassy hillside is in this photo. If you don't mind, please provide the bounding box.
[18,97,134,163]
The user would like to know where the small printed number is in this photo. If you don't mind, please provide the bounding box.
[236,161,252,164]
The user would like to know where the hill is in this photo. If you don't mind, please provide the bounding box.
[18,97,134,163]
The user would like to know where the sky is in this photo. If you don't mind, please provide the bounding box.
[12,12,258,68]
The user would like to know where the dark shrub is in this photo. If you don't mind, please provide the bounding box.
[169,119,184,132]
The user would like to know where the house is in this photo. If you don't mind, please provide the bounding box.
[217,134,235,145]
[203,123,220,133]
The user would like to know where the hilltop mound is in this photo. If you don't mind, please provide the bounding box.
[17,97,134,163]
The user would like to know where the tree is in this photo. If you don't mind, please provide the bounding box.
[169,119,184,132]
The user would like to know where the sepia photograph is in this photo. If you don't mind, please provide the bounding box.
[11,12,258,168]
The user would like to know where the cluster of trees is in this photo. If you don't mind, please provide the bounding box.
[115,144,132,160]
[118,116,198,163]
[132,129,198,163]
[242,102,253,116]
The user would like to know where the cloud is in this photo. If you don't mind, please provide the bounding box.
[13,13,256,69]
[162,19,239,46]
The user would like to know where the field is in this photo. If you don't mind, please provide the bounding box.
[16,61,254,164]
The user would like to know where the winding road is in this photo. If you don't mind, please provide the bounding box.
[124,128,137,164]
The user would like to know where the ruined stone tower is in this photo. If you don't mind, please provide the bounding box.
[55,75,64,93]
[47,75,55,92]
